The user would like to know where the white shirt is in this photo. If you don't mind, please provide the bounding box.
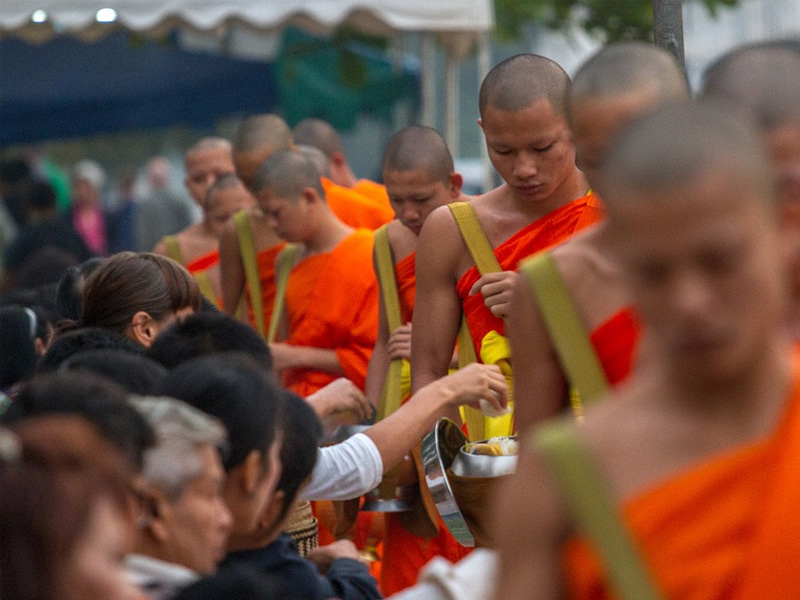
[387,549,498,600]
[125,553,199,600]
[301,432,383,501]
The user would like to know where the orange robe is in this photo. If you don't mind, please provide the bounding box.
[323,177,394,231]
[245,243,285,334]
[352,179,393,213]
[185,249,219,275]
[456,193,603,361]
[282,229,379,397]
[589,308,640,387]
[564,365,800,600]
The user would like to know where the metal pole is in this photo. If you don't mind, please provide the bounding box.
[653,0,686,75]
[477,31,494,193]
[445,52,460,159]
[421,33,436,128]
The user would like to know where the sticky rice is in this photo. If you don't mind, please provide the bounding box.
[465,436,518,457]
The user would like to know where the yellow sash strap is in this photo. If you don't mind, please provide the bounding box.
[448,202,511,441]
[234,211,266,337]
[373,225,406,421]
[163,235,217,305]
[520,252,609,418]
[267,244,300,343]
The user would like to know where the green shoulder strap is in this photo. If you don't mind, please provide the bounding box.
[373,225,405,421]
[532,422,663,600]
[162,235,183,264]
[235,211,265,337]
[194,272,218,305]
[267,244,300,344]
[449,202,503,441]
[521,252,609,413]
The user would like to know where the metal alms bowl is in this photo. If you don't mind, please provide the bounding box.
[450,438,518,478]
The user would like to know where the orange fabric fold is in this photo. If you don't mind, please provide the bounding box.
[246,242,285,332]
[185,249,219,274]
[589,307,641,387]
[395,251,417,324]
[282,230,379,397]
[352,179,393,213]
[564,364,800,600]
[322,177,394,231]
[456,192,603,359]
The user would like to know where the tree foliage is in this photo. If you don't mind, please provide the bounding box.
[494,0,740,43]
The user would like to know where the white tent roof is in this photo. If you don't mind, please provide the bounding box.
[1,1,494,43]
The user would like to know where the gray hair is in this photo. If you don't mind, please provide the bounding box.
[130,396,227,500]
[71,159,106,191]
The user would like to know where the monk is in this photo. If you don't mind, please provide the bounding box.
[510,42,689,434]
[252,149,379,398]
[219,115,287,334]
[362,126,469,595]
[156,172,253,305]
[411,54,600,439]
[494,102,800,600]
[294,117,394,213]
[699,43,800,336]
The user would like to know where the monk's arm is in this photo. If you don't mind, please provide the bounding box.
[152,239,168,256]
[492,448,569,600]
[509,274,569,435]
[269,343,345,375]
[364,363,507,473]
[364,249,391,411]
[218,220,245,316]
[411,207,464,393]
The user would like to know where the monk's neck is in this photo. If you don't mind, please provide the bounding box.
[304,210,353,255]
[511,168,589,220]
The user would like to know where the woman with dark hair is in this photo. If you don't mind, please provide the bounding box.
[0,304,49,392]
[81,252,202,347]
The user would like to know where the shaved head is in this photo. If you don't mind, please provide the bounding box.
[599,102,773,207]
[233,114,293,153]
[569,42,688,107]
[293,119,344,159]
[479,54,570,118]
[382,127,454,184]
[251,149,324,200]
[205,173,246,209]
[186,137,231,159]
[700,43,800,130]
[296,145,332,179]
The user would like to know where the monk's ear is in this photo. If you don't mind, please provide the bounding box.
[128,311,158,347]
[477,118,484,132]
[331,152,347,169]
[301,186,320,206]
[448,172,464,197]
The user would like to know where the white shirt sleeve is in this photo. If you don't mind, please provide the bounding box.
[300,433,384,501]
[386,550,498,600]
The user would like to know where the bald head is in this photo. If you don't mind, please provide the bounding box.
[186,137,232,159]
[293,119,344,159]
[296,145,332,179]
[205,173,246,209]
[599,102,773,207]
[479,54,570,118]
[569,42,688,108]
[233,114,293,153]
[382,127,454,185]
[251,149,325,200]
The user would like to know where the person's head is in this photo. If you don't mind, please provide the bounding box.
[16,248,80,291]
[478,54,577,204]
[382,126,463,235]
[183,138,236,206]
[1,422,136,600]
[701,42,800,210]
[159,354,284,550]
[60,350,168,396]
[147,311,273,370]
[0,305,47,389]
[55,257,105,321]
[2,371,155,472]
[252,149,326,243]
[292,118,352,186]
[26,180,57,218]
[82,252,201,347]
[130,396,232,576]
[146,156,171,191]
[38,327,144,373]
[260,392,320,536]
[232,114,293,190]
[567,41,689,186]
[597,102,789,389]
[71,160,105,210]
[203,173,254,237]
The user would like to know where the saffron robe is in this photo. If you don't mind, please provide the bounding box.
[244,243,285,334]
[589,308,640,388]
[282,229,379,397]
[563,365,800,600]
[323,178,394,231]
[352,179,393,213]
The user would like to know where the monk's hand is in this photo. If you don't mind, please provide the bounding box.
[387,323,412,360]
[305,377,374,423]
[437,363,509,412]
[470,271,519,319]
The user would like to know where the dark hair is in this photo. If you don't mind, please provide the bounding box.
[273,392,321,524]
[60,349,167,395]
[2,372,155,470]
[16,248,80,290]
[148,312,272,370]
[81,252,201,334]
[0,305,40,390]
[26,181,57,212]
[37,327,144,373]
[174,565,298,600]
[160,354,282,472]
[54,258,105,321]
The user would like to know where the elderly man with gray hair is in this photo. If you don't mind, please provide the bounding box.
[125,396,233,600]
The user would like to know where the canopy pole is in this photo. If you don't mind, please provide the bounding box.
[477,31,493,193]
[445,51,460,158]
[421,33,436,128]
[653,0,686,74]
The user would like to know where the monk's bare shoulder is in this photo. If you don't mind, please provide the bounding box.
[417,204,469,278]
[386,219,417,262]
